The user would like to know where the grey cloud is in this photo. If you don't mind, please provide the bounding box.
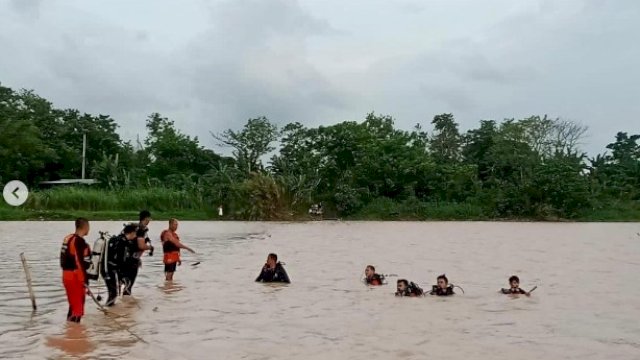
[342,0,640,154]
[0,0,638,156]
[0,2,188,137]
[10,0,44,17]
[182,0,349,143]
[395,1,425,14]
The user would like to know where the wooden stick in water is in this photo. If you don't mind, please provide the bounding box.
[19,252,37,311]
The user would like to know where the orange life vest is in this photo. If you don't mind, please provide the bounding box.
[161,229,181,264]
[60,234,90,284]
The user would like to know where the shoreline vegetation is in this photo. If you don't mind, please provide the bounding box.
[1,83,639,222]
[1,188,638,222]
[3,209,639,222]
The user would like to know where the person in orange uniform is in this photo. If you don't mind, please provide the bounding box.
[160,218,195,281]
[60,218,91,323]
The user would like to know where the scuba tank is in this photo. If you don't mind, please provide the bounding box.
[86,231,110,281]
[408,282,424,296]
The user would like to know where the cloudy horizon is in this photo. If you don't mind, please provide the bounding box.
[1,0,639,156]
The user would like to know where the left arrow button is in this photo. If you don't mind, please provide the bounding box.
[3,180,29,206]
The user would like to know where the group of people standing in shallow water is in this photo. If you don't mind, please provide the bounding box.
[59,211,195,323]
[363,265,535,297]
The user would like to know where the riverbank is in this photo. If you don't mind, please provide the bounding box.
[1,187,639,222]
[0,208,213,221]
[2,204,639,222]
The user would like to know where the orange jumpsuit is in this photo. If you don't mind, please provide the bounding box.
[60,234,91,322]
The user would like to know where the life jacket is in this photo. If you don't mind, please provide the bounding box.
[161,229,180,264]
[366,273,385,286]
[60,234,91,280]
[431,285,455,296]
[501,288,527,295]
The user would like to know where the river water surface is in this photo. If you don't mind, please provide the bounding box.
[0,221,638,360]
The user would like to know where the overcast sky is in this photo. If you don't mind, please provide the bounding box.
[1,0,638,155]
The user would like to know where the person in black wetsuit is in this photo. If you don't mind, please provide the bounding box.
[102,224,137,306]
[255,253,290,283]
[364,265,385,286]
[429,274,455,296]
[120,210,154,296]
[501,275,530,296]
[395,279,423,297]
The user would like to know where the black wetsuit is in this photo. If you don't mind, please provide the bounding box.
[120,224,148,295]
[101,234,127,306]
[255,262,291,283]
[430,285,455,296]
[395,282,423,297]
[501,288,527,295]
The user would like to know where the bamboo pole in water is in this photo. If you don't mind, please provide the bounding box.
[20,252,37,311]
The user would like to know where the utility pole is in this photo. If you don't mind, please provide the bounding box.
[82,133,87,179]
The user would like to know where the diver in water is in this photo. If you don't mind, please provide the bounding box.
[102,224,138,306]
[120,210,154,296]
[255,253,291,283]
[395,279,423,297]
[429,274,455,296]
[364,265,385,286]
[501,275,530,296]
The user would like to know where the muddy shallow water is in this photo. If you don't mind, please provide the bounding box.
[0,221,638,360]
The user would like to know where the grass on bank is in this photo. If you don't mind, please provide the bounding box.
[1,187,639,221]
[0,207,212,221]
[575,200,640,222]
[25,187,207,212]
[349,197,640,221]
[0,186,215,221]
[349,197,490,221]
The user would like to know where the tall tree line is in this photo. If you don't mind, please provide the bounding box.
[1,83,638,219]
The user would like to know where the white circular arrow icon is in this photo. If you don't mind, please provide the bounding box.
[3,180,29,207]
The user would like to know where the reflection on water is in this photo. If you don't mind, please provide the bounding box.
[158,281,184,295]
[0,221,638,360]
[45,323,96,358]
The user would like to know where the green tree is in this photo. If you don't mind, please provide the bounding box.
[588,132,640,201]
[0,85,56,185]
[430,113,462,163]
[213,117,279,174]
[145,113,227,182]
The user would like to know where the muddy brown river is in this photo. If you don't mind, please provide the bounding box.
[0,221,638,359]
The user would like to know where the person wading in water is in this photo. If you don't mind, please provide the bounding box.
[120,210,154,296]
[102,224,137,306]
[255,253,291,283]
[60,218,92,322]
[364,265,385,286]
[160,218,196,281]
